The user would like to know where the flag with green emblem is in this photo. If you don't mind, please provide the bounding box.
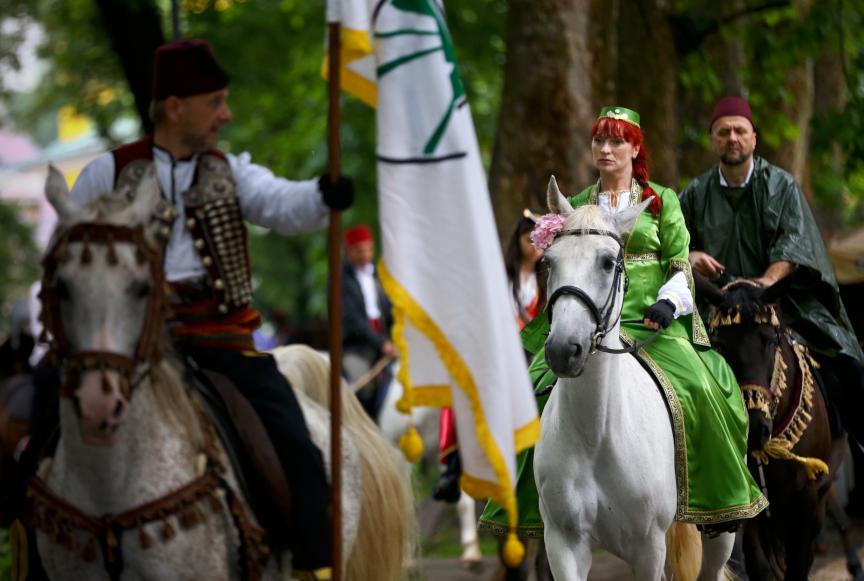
[326,0,540,561]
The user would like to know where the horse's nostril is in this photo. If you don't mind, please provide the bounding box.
[113,400,124,418]
[99,420,110,432]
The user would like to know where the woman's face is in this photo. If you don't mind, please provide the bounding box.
[591,134,639,179]
[519,231,544,266]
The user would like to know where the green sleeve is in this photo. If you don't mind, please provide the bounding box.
[656,186,691,278]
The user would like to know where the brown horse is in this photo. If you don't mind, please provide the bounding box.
[696,274,859,580]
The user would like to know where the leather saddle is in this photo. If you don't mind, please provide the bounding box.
[188,366,294,551]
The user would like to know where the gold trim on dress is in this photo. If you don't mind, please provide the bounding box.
[625,252,660,262]
[669,258,711,347]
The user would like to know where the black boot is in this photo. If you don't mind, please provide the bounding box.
[432,451,462,503]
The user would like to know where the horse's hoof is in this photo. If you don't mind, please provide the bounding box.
[460,556,484,572]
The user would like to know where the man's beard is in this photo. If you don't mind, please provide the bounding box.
[180,131,212,154]
[721,149,750,166]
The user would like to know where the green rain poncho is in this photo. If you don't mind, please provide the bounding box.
[679,156,863,361]
[479,183,767,536]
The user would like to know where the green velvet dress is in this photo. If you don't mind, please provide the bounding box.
[479,182,767,536]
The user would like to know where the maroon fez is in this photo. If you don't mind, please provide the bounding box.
[709,96,754,131]
[151,39,230,100]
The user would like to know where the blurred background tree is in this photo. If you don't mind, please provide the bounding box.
[1,0,863,335]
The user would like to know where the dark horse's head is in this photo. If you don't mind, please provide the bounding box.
[697,273,796,453]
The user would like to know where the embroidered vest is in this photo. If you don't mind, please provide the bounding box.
[111,138,254,314]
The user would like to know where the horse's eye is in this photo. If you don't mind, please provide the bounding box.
[602,257,616,272]
[128,279,152,300]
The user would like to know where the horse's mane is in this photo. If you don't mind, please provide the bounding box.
[149,357,206,452]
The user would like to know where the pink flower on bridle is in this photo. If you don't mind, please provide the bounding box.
[529,213,566,250]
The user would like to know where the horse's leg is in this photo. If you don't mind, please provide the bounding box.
[626,530,667,581]
[743,518,773,581]
[456,491,481,566]
[698,532,735,581]
[544,526,591,581]
[826,483,864,581]
[534,538,554,581]
[782,501,823,581]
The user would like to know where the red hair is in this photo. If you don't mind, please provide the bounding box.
[590,117,661,217]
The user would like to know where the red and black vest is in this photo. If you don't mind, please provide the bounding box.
[112,137,260,350]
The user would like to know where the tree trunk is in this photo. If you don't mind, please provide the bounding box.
[488,0,594,241]
[94,0,166,134]
[615,0,680,188]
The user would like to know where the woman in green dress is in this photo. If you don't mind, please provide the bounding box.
[480,106,766,540]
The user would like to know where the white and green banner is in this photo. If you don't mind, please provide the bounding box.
[327,0,539,547]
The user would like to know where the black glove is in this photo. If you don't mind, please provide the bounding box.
[318,174,355,211]
[644,298,676,329]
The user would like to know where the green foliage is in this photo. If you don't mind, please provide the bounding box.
[0,201,39,332]
[676,0,864,226]
[1,0,506,326]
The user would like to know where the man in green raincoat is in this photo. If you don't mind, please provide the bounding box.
[679,96,864,447]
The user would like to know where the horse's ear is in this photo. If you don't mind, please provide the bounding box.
[609,197,651,238]
[547,175,574,216]
[45,165,75,221]
[129,163,162,226]
[694,270,724,305]
[761,268,802,304]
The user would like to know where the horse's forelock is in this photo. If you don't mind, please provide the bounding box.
[563,205,609,231]
[715,282,771,325]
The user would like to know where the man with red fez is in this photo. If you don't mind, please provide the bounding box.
[341,225,395,418]
[68,39,352,580]
[680,96,864,447]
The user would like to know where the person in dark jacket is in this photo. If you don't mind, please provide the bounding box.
[679,96,864,448]
[341,225,396,418]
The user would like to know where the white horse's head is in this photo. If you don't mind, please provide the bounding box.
[543,176,649,376]
[42,164,170,445]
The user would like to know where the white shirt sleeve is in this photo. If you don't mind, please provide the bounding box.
[657,271,694,318]
[229,152,328,235]
[70,153,116,208]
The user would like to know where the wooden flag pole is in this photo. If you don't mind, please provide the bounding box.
[326,21,343,581]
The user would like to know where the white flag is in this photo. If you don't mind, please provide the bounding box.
[326,0,540,552]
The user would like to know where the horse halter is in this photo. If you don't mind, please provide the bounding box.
[39,222,170,398]
[546,228,628,354]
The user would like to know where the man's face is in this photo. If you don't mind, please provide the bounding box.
[711,115,757,166]
[177,88,233,153]
[346,241,374,267]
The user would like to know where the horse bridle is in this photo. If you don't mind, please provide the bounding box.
[39,222,169,398]
[546,228,660,356]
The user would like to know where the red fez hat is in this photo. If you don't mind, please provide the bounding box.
[710,96,754,131]
[345,225,374,247]
[152,39,230,100]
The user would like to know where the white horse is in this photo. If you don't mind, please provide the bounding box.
[376,375,483,566]
[535,178,734,580]
[33,165,413,580]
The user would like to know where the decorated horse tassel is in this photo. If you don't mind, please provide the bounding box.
[138,525,155,549]
[754,438,829,481]
[82,537,98,563]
